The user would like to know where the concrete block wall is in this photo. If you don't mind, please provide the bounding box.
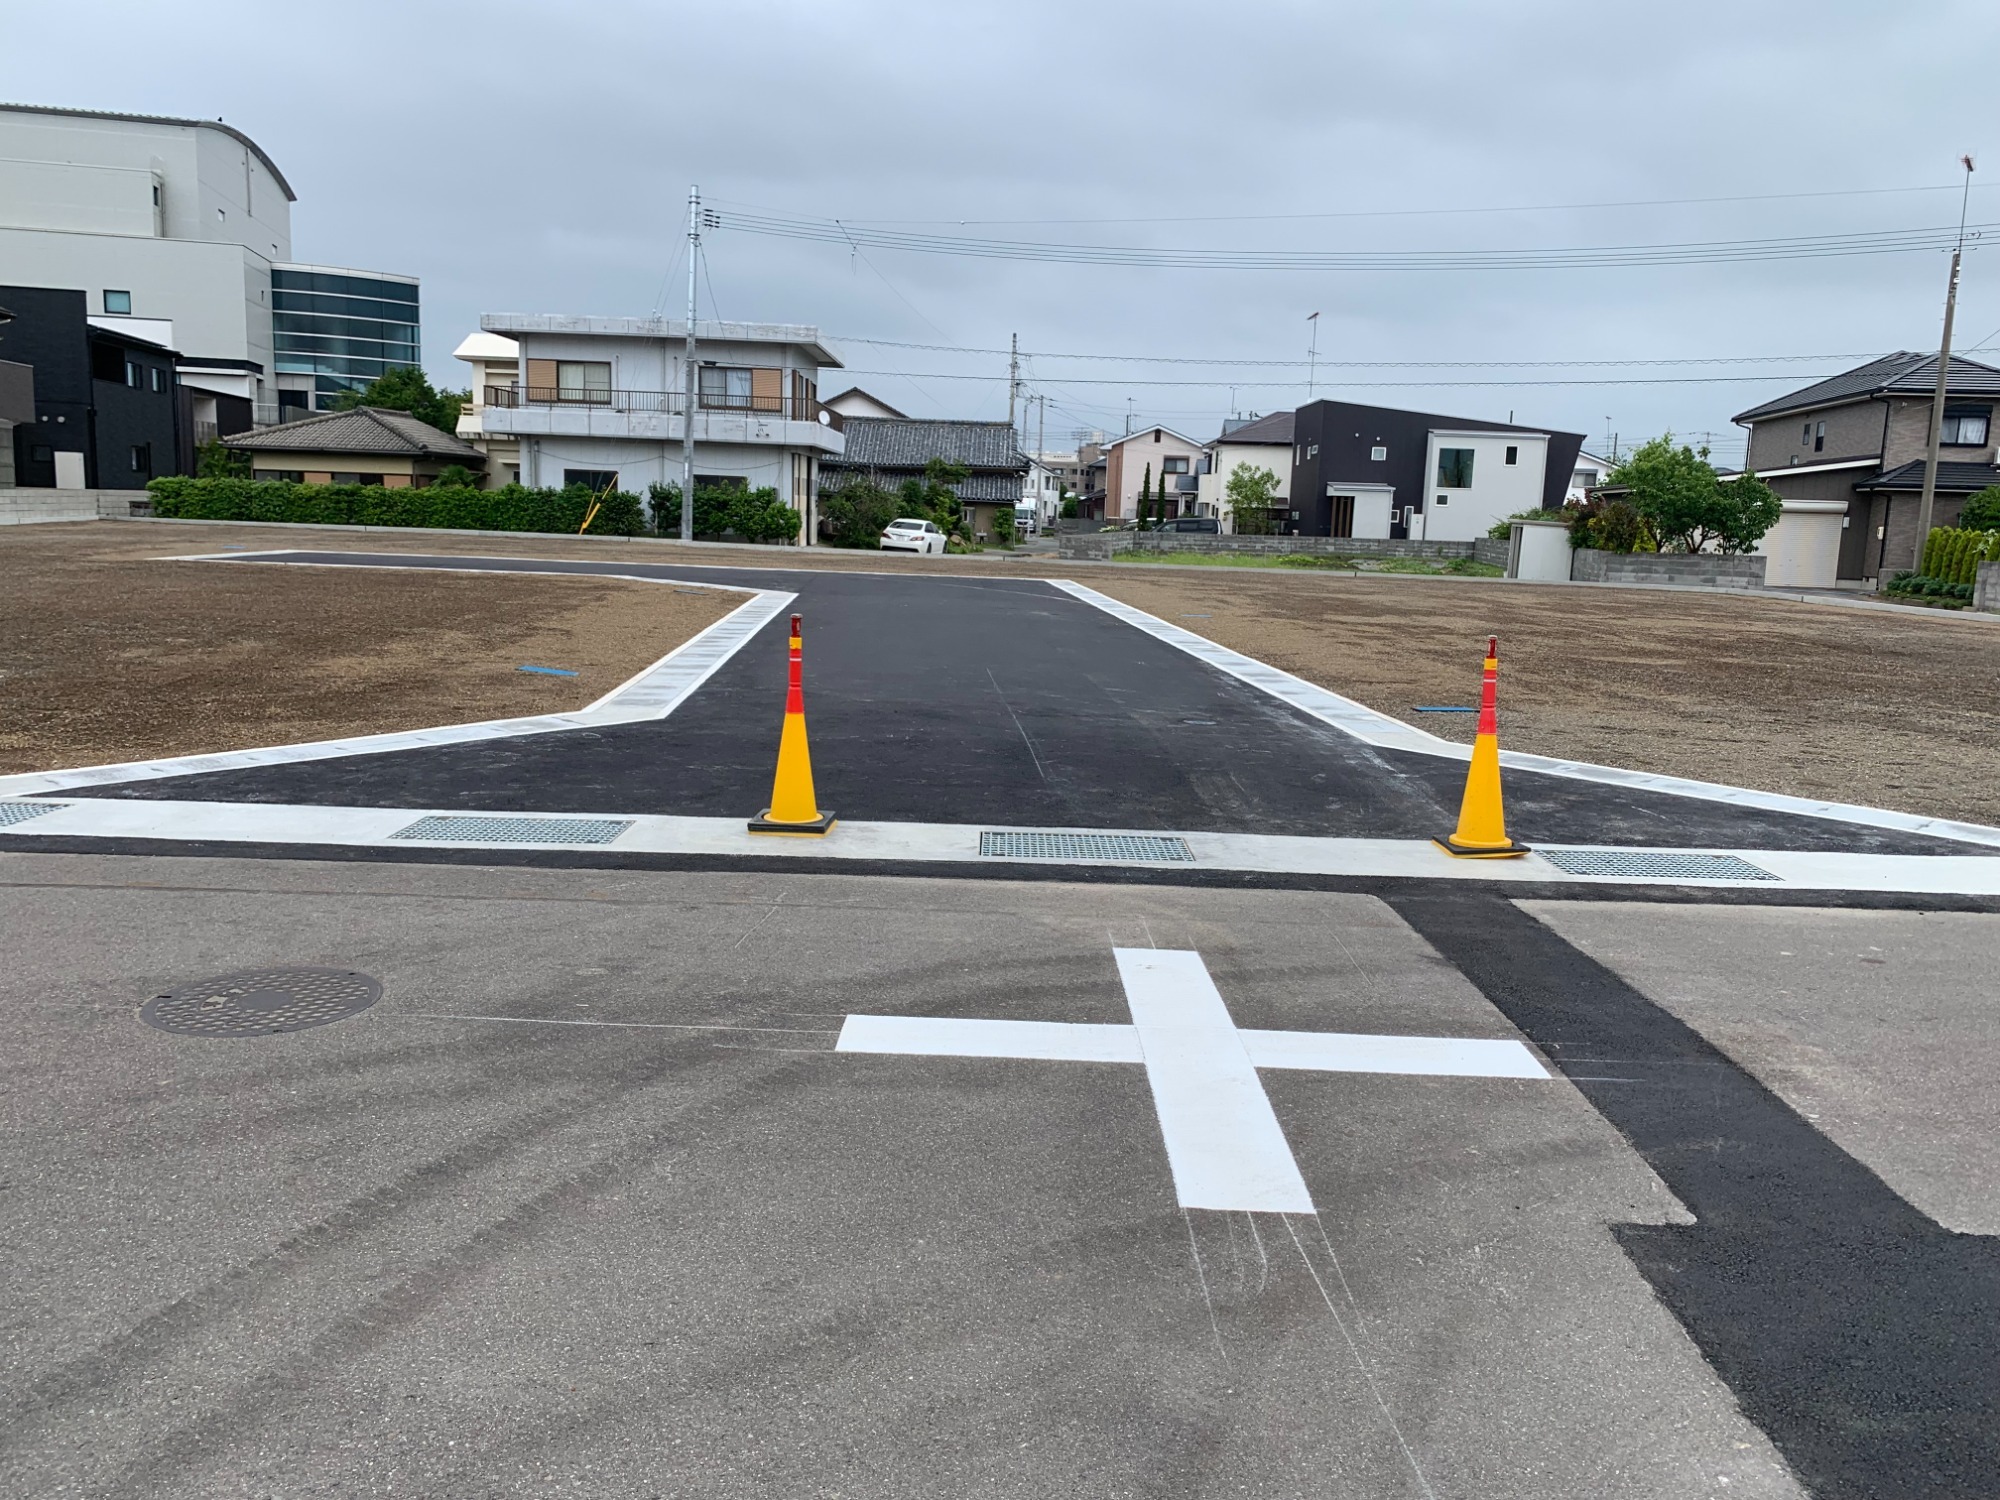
[0,489,152,525]
[1976,559,2000,613]
[1471,537,1512,569]
[1571,548,1766,588]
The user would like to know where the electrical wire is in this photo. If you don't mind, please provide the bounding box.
[830,334,1885,368]
[716,209,1994,272]
[841,369,1831,389]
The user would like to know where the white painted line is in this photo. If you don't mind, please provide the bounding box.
[7,799,2000,895]
[1114,947,1315,1214]
[0,578,794,798]
[1241,1029,1548,1079]
[1046,578,2000,851]
[837,1014,1143,1063]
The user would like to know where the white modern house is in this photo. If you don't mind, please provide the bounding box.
[1197,411,1293,529]
[476,314,845,542]
[0,103,419,424]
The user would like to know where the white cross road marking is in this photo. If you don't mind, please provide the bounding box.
[836,947,1552,1215]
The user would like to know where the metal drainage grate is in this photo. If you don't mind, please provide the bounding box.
[388,814,633,846]
[1539,849,1780,882]
[140,966,383,1039]
[980,831,1196,863]
[0,801,66,827]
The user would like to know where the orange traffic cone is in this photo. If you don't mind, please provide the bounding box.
[749,613,836,836]
[1434,634,1528,858]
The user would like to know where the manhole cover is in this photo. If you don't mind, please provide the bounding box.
[1537,849,1780,882]
[139,966,383,1038]
[388,814,633,845]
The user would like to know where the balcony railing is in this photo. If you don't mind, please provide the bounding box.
[486,385,841,429]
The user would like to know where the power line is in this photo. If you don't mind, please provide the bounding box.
[831,334,1885,369]
[710,180,1998,230]
[718,209,1995,272]
[843,369,1835,389]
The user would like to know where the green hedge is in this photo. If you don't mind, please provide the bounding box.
[146,477,646,536]
[1918,525,2000,586]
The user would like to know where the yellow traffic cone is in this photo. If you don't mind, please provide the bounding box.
[749,613,836,836]
[1434,634,1528,858]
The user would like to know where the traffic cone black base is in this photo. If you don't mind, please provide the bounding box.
[1433,834,1530,858]
[749,811,837,836]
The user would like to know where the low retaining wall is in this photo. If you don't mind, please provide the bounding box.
[1472,537,1511,569]
[1056,531,1479,563]
[0,488,150,524]
[1571,548,1765,588]
[1976,559,2000,613]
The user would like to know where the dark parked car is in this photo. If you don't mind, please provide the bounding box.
[1150,515,1220,534]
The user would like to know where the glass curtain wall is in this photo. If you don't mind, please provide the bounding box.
[271,268,421,410]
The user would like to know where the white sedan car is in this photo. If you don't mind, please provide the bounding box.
[880,517,948,554]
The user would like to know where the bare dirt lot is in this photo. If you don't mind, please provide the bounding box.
[0,523,742,774]
[1088,570,2000,829]
[9,520,1999,828]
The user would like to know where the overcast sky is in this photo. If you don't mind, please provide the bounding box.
[8,0,1999,461]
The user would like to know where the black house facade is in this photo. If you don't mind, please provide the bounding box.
[0,285,184,489]
[1287,400,1584,540]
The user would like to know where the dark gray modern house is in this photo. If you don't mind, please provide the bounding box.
[1731,351,2000,580]
[0,285,185,488]
[1286,400,1583,541]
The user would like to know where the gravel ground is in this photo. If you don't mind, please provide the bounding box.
[12,521,2000,828]
[0,523,741,775]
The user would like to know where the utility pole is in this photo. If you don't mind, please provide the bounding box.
[1124,397,1134,437]
[679,184,701,542]
[1915,154,1976,569]
[1007,332,1019,434]
[1306,312,1320,401]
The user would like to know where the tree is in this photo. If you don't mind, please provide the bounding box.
[1960,484,2000,532]
[819,477,901,548]
[195,439,250,479]
[1223,464,1282,535]
[991,505,1017,547]
[1140,462,1153,528]
[1607,434,1781,555]
[1059,490,1079,520]
[897,457,971,538]
[434,463,480,489]
[333,367,468,435]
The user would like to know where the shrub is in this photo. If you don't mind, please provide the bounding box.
[195,439,250,479]
[1605,434,1782,553]
[1919,526,2000,585]
[991,506,1017,547]
[818,478,901,548]
[1960,485,2000,532]
[647,481,798,543]
[1563,496,1655,552]
[1486,507,1556,541]
[147,476,644,535]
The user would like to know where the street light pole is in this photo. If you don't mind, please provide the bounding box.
[1914,155,1975,571]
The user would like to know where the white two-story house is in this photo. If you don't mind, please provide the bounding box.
[476,314,846,542]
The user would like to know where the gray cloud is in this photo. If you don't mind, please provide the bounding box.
[7,0,1995,459]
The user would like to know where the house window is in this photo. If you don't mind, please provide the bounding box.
[103,290,132,315]
[125,361,142,388]
[1802,421,1812,444]
[129,443,151,474]
[150,368,165,393]
[699,366,754,409]
[556,361,612,403]
[1941,407,1991,446]
[1153,429,1162,442]
[1504,445,1518,464]
[1370,445,1387,461]
[1305,444,1318,460]
[563,468,619,493]
[1436,448,1475,487]
[253,469,305,482]
[1162,456,1189,475]
[1435,494,1449,505]
[1815,420,1826,452]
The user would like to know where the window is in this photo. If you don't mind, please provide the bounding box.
[1162,456,1189,475]
[150,368,165,393]
[556,361,611,403]
[125,361,142,388]
[1370,445,1387,461]
[1153,429,1162,442]
[563,468,619,493]
[1815,420,1826,453]
[129,443,151,475]
[103,290,132,315]
[151,184,160,206]
[1436,448,1475,487]
[1802,421,1813,444]
[699,366,754,408]
[1435,494,1449,505]
[1305,443,1318,460]
[1504,445,1518,464]
[253,469,305,483]
[331,473,386,486]
[1941,407,1991,446]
